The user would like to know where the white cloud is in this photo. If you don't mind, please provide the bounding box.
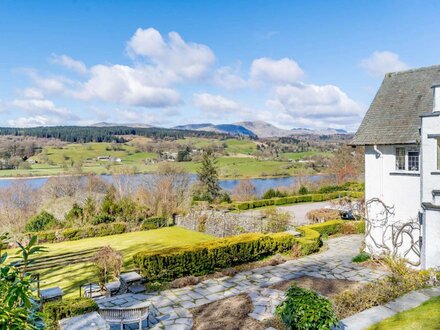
[20,88,44,99]
[250,57,304,84]
[193,93,241,113]
[266,83,364,129]
[50,54,87,74]
[360,51,409,76]
[213,66,247,89]
[7,115,62,127]
[75,64,181,107]
[127,28,215,81]
[10,98,79,121]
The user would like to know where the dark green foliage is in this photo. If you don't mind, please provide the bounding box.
[298,186,309,195]
[65,203,83,223]
[262,188,287,199]
[276,286,339,330]
[134,232,303,282]
[25,210,57,232]
[177,147,192,162]
[42,298,98,329]
[33,222,128,243]
[0,126,226,143]
[91,214,115,225]
[100,187,121,217]
[197,150,221,201]
[352,251,370,263]
[219,192,232,203]
[141,217,168,230]
[318,181,365,194]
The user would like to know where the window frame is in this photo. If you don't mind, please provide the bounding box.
[394,146,420,172]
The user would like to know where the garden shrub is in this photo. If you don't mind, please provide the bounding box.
[306,208,340,223]
[298,186,309,195]
[25,211,57,232]
[276,286,339,330]
[141,217,168,230]
[352,252,370,263]
[42,297,98,329]
[32,222,128,243]
[91,214,115,225]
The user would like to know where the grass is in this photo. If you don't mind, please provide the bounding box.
[0,139,327,179]
[281,151,332,160]
[17,227,214,298]
[366,296,440,330]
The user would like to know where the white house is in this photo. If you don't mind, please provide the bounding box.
[351,65,440,269]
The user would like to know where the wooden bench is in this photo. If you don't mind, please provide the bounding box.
[99,305,149,330]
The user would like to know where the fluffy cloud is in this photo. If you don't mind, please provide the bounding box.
[213,66,247,89]
[193,93,241,113]
[75,64,181,107]
[127,28,215,81]
[50,54,87,74]
[266,83,364,129]
[250,57,304,84]
[8,99,79,127]
[360,51,409,76]
[7,115,63,127]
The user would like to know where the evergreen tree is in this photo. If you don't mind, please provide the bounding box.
[197,150,221,201]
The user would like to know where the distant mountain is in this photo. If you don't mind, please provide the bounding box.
[174,123,256,137]
[291,127,348,135]
[92,122,153,128]
[234,121,293,138]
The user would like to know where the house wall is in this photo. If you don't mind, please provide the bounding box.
[420,113,440,268]
[364,145,421,266]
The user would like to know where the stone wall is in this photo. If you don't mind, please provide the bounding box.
[176,210,270,237]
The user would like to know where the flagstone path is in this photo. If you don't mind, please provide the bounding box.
[97,235,388,330]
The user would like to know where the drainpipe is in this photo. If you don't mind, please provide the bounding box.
[373,145,384,198]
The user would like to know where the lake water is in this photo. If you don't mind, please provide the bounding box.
[0,174,326,196]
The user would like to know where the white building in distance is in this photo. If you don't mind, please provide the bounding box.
[351,65,440,269]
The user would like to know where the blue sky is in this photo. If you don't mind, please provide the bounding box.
[1,0,440,130]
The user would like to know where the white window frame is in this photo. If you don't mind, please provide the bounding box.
[395,146,420,172]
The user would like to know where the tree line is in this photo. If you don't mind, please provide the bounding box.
[0,126,229,143]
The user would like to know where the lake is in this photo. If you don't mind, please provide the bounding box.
[0,174,326,197]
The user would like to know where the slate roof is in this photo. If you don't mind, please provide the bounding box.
[351,65,440,146]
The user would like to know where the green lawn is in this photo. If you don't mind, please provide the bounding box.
[367,296,440,330]
[281,151,332,160]
[20,227,214,298]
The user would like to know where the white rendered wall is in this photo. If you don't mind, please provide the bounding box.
[420,113,440,268]
[364,145,421,265]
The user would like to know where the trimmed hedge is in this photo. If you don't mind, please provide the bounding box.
[42,297,98,329]
[31,222,128,243]
[133,220,365,282]
[141,217,168,230]
[232,191,364,211]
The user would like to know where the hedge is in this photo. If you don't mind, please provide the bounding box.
[141,217,168,230]
[42,297,98,329]
[232,191,364,211]
[31,222,128,243]
[133,220,365,282]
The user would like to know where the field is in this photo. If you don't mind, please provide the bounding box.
[13,227,214,298]
[0,139,327,179]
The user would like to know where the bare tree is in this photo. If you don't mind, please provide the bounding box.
[232,179,256,201]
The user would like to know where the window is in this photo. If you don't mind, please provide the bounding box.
[437,139,440,170]
[395,147,406,170]
[408,151,419,171]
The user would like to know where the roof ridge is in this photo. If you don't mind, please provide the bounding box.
[386,64,440,77]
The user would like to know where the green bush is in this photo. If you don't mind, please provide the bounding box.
[262,188,287,199]
[134,232,305,282]
[276,286,338,330]
[43,297,98,329]
[25,211,57,232]
[352,252,370,263]
[91,214,115,225]
[33,222,128,243]
[298,186,309,195]
[141,217,168,230]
